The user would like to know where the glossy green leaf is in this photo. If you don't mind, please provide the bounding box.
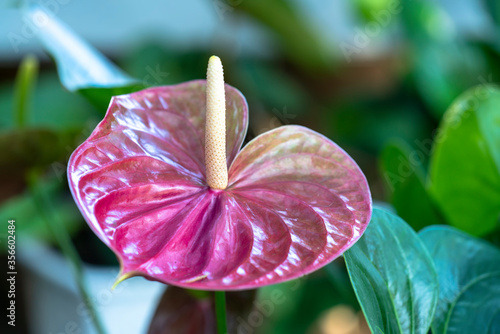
[380,141,442,230]
[23,5,142,110]
[419,226,500,334]
[428,85,500,236]
[344,208,438,334]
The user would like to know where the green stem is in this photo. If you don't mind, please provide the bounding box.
[27,170,107,334]
[215,291,227,334]
[13,54,38,128]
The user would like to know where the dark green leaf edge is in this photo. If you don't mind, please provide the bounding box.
[419,225,500,334]
[345,207,439,334]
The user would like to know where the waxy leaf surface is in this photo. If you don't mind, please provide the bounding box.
[68,81,371,289]
[419,226,500,334]
[344,208,439,334]
[428,85,500,236]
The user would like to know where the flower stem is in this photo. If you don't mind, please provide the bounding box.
[13,54,38,128]
[205,55,228,190]
[215,291,228,334]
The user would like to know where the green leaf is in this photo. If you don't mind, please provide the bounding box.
[380,141,443,230]
[428,85,500,236]
[23,5,142,110]
[419,226,500,334]
[344,207,439,334]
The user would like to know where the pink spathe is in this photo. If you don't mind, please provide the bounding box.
[67,80,372,290]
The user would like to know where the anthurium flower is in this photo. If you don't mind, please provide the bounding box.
[68,56,372,290]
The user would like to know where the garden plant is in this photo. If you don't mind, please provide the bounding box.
[1,2,500,334]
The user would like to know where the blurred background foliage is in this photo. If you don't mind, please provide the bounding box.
[1,0,499,333]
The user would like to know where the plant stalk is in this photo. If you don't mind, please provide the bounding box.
[13,54,38,128]
[215,290,228,334]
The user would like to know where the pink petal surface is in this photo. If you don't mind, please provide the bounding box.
[68,81,372,290]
